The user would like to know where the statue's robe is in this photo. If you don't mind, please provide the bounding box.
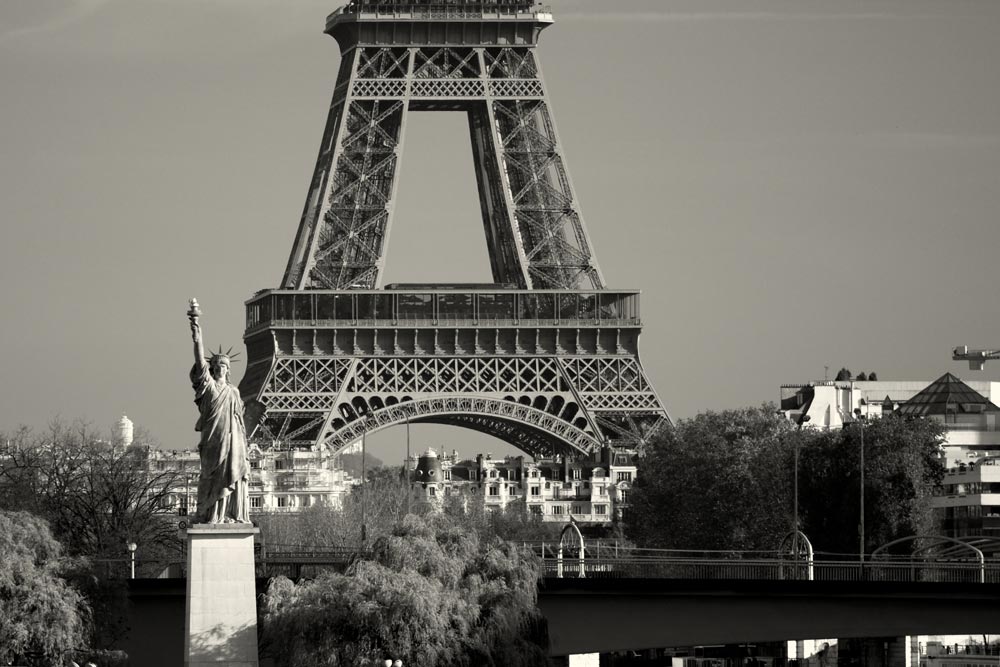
[191,362,251,523]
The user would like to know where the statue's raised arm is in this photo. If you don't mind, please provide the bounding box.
[188,298,206,370]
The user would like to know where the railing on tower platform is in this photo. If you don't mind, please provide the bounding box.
[245,289,641,334]
[330,0,552,21]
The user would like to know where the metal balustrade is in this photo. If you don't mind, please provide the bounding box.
[245,289,641,334]
[101,543,1000,584]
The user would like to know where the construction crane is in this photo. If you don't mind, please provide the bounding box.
[953,345,1000,371]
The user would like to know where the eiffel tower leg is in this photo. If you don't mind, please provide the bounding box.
[283,47,413,290]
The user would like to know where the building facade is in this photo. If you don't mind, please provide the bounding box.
[781,373,1000,538]
[145,444,360,516]
[408,448,636,525]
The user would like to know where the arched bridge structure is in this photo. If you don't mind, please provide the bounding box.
[238,0,671,457]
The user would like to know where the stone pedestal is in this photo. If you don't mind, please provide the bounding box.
[185,525,259,667]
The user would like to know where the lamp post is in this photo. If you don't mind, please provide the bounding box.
[793,415,811,558]
[361,429,367,545]
[854,408,865,564]
[127,542,137,579]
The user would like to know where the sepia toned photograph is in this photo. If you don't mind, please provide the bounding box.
[2,0,1000,665]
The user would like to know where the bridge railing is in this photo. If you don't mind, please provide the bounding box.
[539,556,999,584]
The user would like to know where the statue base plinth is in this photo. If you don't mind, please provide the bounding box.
[184,524,259,667]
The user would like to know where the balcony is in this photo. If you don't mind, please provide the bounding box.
[245,289,641,334]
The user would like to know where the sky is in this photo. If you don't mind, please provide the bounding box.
[2,0,1000,461]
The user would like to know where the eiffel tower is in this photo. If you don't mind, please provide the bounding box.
[239,0,671,458]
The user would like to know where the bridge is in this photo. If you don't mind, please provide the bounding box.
[114,541,1000,663]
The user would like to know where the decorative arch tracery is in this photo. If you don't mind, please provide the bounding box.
[316,395,603,458]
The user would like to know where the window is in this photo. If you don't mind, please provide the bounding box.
[530,486,540,496]
[277,496,288,508]
[529,505,542,515]
[572,505,583,515]
[444,470,451,481]
[489,486,499,496]
[275,459,286,471]
[250,459,260,469]
[544,482,551,490]
[552,505,564,515]
[250,496,262,509]
[617,471,633,483]
[572,468,581,480]
[619,489,628,503]
[595,485,604,495]
[445,487,452,496]
[595,505,607,515]
[301,496,311,507]
[490,470,498,479]
[429,486,436,497]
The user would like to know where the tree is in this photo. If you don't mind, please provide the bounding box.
[868,372,879,381]
[256,465,412,551]
[0,511,91,666]
[798,415,945,555]
[835,368,853,381]
[856,372,868,381]
[262,514,548,666]
[1,421,183,651]
[0,421,182,567]
[625,405,801,551]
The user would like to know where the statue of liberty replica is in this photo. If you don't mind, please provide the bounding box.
[187,298,251,524]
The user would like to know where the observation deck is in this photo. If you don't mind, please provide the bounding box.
[243,288,643,359]
[328,0,552,25]
[326,0,554,46]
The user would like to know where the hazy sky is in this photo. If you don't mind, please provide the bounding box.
[2,0,1000,460]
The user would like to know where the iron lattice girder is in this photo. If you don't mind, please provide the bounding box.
[281,43,604,291]
[241,340,670,456]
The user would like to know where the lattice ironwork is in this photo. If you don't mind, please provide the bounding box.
[411,79,485,97]
[484,48,538,79]
[353,80,407,98]
[348,357,567,393]
[319,395,601,457]
[357,47,409,79]
[414,47,480,79]
[303,100,405,290]
[489,79,544,98]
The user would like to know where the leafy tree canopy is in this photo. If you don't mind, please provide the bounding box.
[0,511,90,666]
[625,405,801,551]
[835,368,853,381]
[0,421,182,566]
[798,415,945,555]
[263,514,548,667]
[625,406,946,556]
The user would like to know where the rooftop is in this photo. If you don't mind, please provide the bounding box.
[896,372,1000,417]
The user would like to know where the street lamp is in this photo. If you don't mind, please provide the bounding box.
[854,408,865,564]
[793,415,811,557]
[127,542,137,579]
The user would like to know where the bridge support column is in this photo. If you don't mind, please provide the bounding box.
[184,525,259,667]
